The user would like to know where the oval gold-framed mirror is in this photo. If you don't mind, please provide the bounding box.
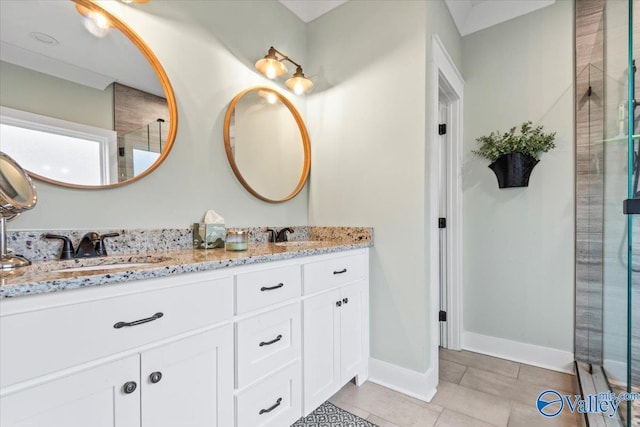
[223,87,310,203]
[0,0,178,189]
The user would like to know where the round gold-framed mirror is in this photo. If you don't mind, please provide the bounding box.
[0,0,178,189]
[223,87,310,203]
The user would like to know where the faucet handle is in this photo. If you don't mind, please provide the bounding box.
[266,228,277,243]
[95,232,120,256]
[44,234,74,260]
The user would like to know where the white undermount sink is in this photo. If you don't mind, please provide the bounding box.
[274,241,322,247]
[49,256,169,273]
[52,263,153,273]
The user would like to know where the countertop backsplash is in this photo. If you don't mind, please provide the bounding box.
[7,226,373,262]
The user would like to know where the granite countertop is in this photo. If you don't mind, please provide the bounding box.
[0,240,372,299]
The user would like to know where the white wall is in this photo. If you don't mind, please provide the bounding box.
[0,61,113,130]
[462,0,574,357]
[307,0,461,373]
[9,0,309,230]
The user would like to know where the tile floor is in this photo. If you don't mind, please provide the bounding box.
[329,348,585,427]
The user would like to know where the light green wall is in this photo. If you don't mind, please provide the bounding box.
[10,0,308,230]
[462,0,574,352]
[0,61,113,130]
[307,0,461,373]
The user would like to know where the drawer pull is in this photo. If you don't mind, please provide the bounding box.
[333,268,347,275]
[114,312,164,329]
[260,283,284,292]
[259,397,282,415]
[122,381,137,394]
[149,371,163,384]
[336,300,342,307]
[343,298,349,304]
[259,334,283,347]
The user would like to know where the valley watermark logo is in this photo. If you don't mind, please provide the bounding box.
[536,389,640,418]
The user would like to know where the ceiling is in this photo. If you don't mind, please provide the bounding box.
[278,0,348,23]
[0,1,163,96]
[444,0,556,36]
[278,0,556,36]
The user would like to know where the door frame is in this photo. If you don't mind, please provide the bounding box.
[429,35,464,361]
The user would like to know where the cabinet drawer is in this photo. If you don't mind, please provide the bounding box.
[235,362,301,427]
[236,303,300,389]
[0,277,233,388]
[303,253,365,295]
[235,265,301,314]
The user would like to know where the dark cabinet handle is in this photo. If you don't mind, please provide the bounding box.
[336,301,342,307]
[259,397,282,415]
[333,268,347,275]
[149,371,163,384]
[123,381,137,394]
[261,283,284,292]
[114,312,164,329]
[343,298,349,304]
[259,334,283,347]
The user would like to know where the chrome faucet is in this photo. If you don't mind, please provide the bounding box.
[45,232,120,260]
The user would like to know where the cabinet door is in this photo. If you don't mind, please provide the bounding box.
[339,280,365,384]
[141,325,233,427]
[302,289,340,414]
[1,355,140,427]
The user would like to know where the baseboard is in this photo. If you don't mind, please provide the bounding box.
[462,331,574,374]
[603,359,627,384]
[368,357,437,402]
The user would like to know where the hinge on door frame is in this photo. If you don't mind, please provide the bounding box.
[438,218,447,229]
[439,310,447,322]
[438,124,447,135]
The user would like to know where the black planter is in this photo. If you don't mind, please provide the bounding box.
[488,152,539,188]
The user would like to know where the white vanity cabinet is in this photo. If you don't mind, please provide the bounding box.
[1,354,141,427]
[302,253,369,415]
[233,264,303,427]
[0,272,235,427]
[0,247,370,427]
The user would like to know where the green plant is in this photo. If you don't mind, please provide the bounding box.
[472,121,556,162]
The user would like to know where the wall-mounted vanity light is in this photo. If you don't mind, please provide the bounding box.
[255,47,313,95]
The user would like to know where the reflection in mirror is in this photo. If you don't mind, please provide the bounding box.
[224,87,310,203]
[0,151,37,270]
[0,0,177,189]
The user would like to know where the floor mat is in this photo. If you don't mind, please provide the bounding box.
[291,401,378,427]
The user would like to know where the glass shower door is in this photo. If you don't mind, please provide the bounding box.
[606,1,638,426]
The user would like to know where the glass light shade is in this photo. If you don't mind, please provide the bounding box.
[255,58,288,79]
[286,75,313,95]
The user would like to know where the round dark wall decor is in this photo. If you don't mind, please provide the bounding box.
[488,152,539,188]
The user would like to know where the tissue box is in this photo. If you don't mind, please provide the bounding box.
[193,223,225,249]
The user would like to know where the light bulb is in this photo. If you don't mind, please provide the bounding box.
[266,64,277,79]
[83,11,110,37]
[266,93,277,104]
[293,82,304,95]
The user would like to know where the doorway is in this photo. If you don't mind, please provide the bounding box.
[429,36,464,380]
